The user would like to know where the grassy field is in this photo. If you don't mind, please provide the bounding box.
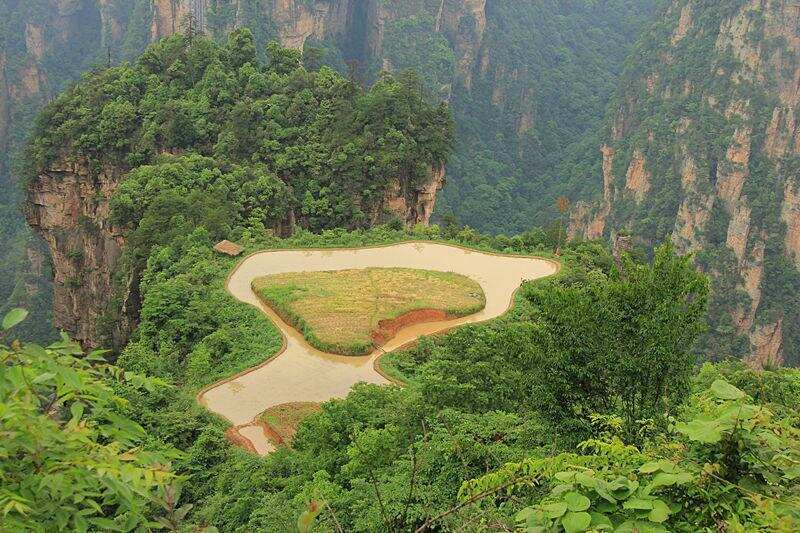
[252,267,485,355]
[259,402,322,445]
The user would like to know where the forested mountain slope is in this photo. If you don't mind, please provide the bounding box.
[3,5,800,531]
[6,226,800,531]
[570,0,800,366]
[23,32,453,349]
[0,0,656,342]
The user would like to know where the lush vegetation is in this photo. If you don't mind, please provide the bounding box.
[25,31,453,235]
[5,5,800,532]
[17,31,455,348]
[0,308,188,532]
[0,1,659,346]
[8,222,800,531]
[466,371,800,532]
[253,267,485,355]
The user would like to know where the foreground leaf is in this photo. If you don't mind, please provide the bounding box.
[2,308,28,330]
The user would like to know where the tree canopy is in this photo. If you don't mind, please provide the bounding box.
[25,29,454,234]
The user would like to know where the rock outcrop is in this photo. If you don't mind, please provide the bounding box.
[375,163,446,225]
[150,0,200,39]
[24,157,137,350]
[624,150,650,202]
[571,0,800,365]
[782,180,800,267]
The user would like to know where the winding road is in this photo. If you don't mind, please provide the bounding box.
[197,242,558,454]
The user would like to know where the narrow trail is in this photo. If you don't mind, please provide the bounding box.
[196,242,559,454]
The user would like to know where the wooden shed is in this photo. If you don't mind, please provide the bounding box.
[213,240,244,257]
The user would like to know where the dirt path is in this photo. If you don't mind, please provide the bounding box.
[197,242,559,454]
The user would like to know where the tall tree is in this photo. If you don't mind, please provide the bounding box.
[528,243,709,436]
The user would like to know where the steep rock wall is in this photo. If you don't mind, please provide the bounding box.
[572,0,800,366]
[379,163,447,226]
[25,157,136,349]
[0,0,106,341]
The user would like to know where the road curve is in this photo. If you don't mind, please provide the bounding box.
[197,242,559,454]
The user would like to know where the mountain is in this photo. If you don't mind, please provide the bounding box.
[5,4,800,532]
[0,0,656,342]
[13,1,799,365]
[22,30,453,349]
[2,0,657,226]
[570,0,800,366]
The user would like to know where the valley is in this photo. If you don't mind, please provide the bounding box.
[2,1,800,531]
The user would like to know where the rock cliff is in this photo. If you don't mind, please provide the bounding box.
[25,157,136,349]
[571,0,800,366]
[379,163,447,226]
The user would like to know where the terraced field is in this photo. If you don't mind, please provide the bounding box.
[252,267,485,355]
[197,242,558,454]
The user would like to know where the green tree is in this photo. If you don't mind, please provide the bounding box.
[225,28,256,68]
[463,378,800,532]
[528,243,709,437]
[0,309,180,531]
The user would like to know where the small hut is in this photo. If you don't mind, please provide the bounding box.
[213,240,244,257]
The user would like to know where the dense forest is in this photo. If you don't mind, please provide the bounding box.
[354,0,659,233]
[0,0,657,340]
[26,30,453,234]
[433,0,658,233]
[21,30,453,349]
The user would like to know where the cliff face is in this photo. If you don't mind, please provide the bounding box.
[0,0,106,341]
[25,157,136,349]
[150,0,352,48]
[571,0,800,366]
[379,163,447,226]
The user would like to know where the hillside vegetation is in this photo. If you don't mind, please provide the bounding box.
[25,30,453,235]
[5,225,800,531]
[20,30,454,349]
[3,6,799,532]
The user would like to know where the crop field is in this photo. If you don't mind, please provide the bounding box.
[252,267,486,355]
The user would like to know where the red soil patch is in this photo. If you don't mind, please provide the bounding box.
[371,308,452,346]
[225,421,285,452]
[225,426,258,453]
[256,420,286,445]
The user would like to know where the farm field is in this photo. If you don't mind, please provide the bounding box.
[252,267,485,355]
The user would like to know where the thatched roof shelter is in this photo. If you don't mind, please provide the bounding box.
[213,240,244,257]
